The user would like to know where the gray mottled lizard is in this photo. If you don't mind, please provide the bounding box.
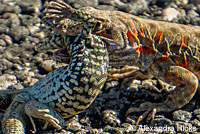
[0,9,109,134]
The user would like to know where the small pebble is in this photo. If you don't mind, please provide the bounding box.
[150,115,174,133]
[41,60,57,72]
[2,13,20,26]
[102,110,121,127]
[2,34,13,45]
[193,109,200,115]
[187,10,199,18]
[27,25,41,36]
[121,123,135,132]
[0,39,7,47]
[104,125,124,134]
[162,7,181,21]
[10,26,30,42]
[190,119,200,127]
[0,74,17,90]
[13,63,23,71]
[72,0,98,8]
[175,0,189,5]
[173,110,192,122]
[126,115,138,125]
[65,120,82,132]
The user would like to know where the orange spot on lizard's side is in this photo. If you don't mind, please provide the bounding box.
[139,26,145,38]
[155,52,170,62]
[161,52,170,60]
[180,35,187,49]
[155,30,162,44]
[181,57,189,68]
[127,30,134,47]
[131,23,138,36]
[136,46,157,55]
[136,46,143,53]
[127,23,141,49]
[181,61,188,68]
[142,46,157,55]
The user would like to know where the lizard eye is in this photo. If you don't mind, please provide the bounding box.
[94,21,103,31]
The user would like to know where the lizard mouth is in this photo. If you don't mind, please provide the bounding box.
[102,38,122,51]
[54,47,70,62]
[54,47,68,57]
[53,37,121,63]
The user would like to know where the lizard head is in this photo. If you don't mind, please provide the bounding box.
[43,0,124,51]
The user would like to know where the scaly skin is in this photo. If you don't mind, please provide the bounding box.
[1,11,109,134]
[43,0,200,119]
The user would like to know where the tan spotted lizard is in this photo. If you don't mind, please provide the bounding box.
[0,11,109,134]
[43,0,200,121]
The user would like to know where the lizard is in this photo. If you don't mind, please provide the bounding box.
[42,0,200,122]
[0,12,109,134]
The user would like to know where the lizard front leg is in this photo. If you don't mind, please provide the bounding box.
[0,89,25,110]
[108,65,153,80]
[0,91,12,110]
[24,100,65,133]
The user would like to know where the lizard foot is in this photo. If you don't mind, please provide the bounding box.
[24,100,65,133]
[126,101,164,125]
[108,65,153,80]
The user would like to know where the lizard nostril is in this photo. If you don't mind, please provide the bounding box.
[63,24,67,29]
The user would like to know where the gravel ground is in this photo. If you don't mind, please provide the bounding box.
[0,0,200,133]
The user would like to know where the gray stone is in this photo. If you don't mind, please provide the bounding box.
[121,123,135,133]
[72,0,98,8]
[0,39,7,47]
[155,0,175,7]
[65,119,82,132]
[150,115,174,133]
[9,25,29,42]
[0,58,13,72]
[15,0,42,13]
[190,119,200,127]
[20,15,41,26]
[102,110,121,127]
[0,24,9,34]
[1,34,13,46]
[125,0,149,15]
[0,74,17,90]
[173,110,192,122]
[187,10,199,18]
[194,109,200,115]
[41,60,57,72]
[4,5,21,14]
[97,5,116,11]
[175,0,189,5]
[162,7,181,21]
[0,3,7,14]
[189,0,200,4]
[2,13,20,26]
